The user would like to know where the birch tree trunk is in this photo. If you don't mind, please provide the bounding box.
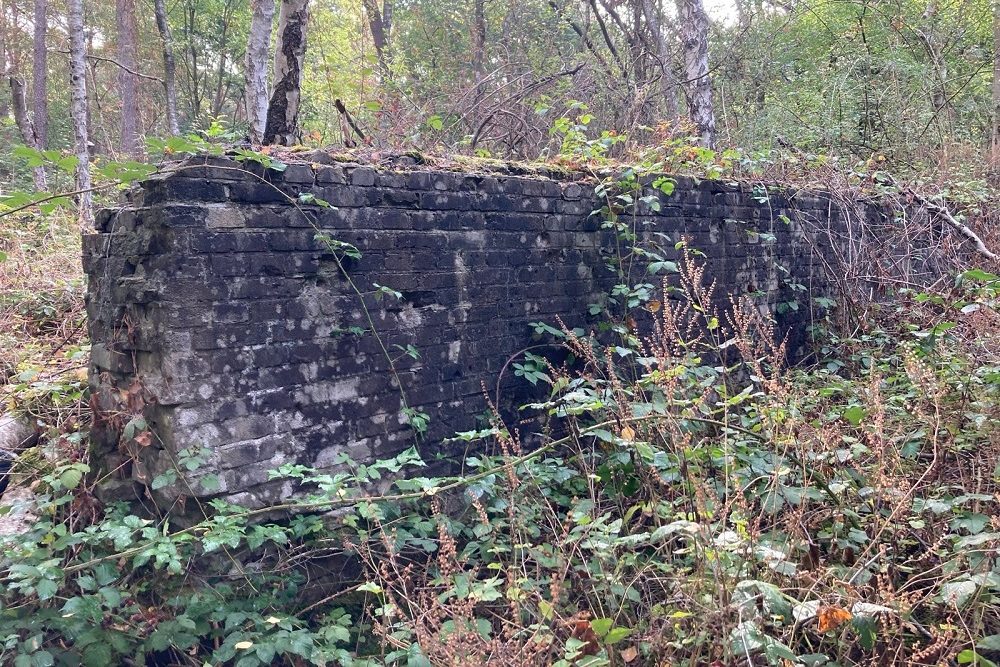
[264,0,309,145]
[68,0,92,227]
[245,0,276,142]
[115,0,142,157]
[676,0,715,147]
[9,75,34,145]
[31,0,46,143]
[2,0,34,145]
[30,0,47,189]
[153,0,180,135]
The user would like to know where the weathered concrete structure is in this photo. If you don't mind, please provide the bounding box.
[84,155,844,508]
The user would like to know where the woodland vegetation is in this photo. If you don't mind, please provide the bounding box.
[2,0,1000,665]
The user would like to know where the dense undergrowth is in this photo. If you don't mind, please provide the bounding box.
[1,244,1000,666]
[2,134,1000,665]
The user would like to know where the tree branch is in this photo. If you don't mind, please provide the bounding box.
[50,48,164,83]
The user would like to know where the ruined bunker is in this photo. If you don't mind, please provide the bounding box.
[84,155,846,508]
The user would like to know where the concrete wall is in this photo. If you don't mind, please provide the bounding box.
[84,155,845,508]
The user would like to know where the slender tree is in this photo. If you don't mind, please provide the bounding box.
[31,0,46,139]
[0,0,8,122]
[9,75,33,145]
[7,73,46,190]
[153,0,180,135]
[362,0,392,78]
[3,0,34,147]
[244,0,276,142]
[917,1,952,140]
[639,0,679,123]
[116,0,142,157]
[676,0,715,147]
[68,0,92,226]
[31,0,46,142]
[992,0,1000,161]
[470,0,485,104]
[30,0,47,188]
[264,0,309,145]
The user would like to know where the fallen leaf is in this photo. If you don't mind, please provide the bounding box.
[816,605,853,633]
[621,646,639,663]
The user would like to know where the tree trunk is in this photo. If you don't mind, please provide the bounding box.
[116,0,142,157]
[264,0,309,146]
[9,75,34,145]
[991,0,1000,160]
[362,0,391,77]
[210,0,236,117]
[675,0,715,147]
[31,0,46,145]
[153,0,180,135]
[919,1,952,143]
[0,1,8,122]
[471,0,486,103]
[30,0,47,189]
[183,4,205,120]
[245,0,275,142]
[68,0,92,226]
[640,0,679,123]
[382,0,392,46]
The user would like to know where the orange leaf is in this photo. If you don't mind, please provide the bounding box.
[565,613,599,656]
[647,299,662,313]
[816,605,852,633]
[621,426,636,441]
[620,646,639,663]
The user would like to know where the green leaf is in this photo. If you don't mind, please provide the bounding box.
[842,405,866,426]
[604,627,631,644]
[82,642,113,667]
[764,641,797,662]
[940,580,978,607]
[30,652,54,667]
[590,618,613,638]
[35,578,58,600]
[59,465,87,490]
[151,469,177,490]
[852,615,877,650]
[647,260,678,274]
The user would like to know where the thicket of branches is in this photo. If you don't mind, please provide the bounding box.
[3,0,1000,190]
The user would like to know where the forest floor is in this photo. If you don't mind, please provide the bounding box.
[0,210,88,542]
